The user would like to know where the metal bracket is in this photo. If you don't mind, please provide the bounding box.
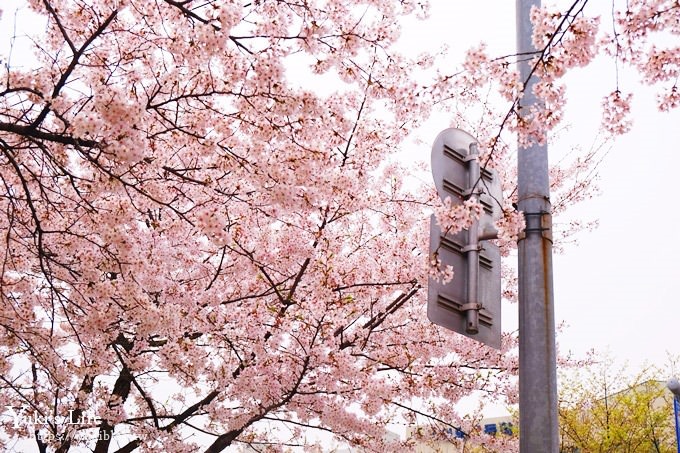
[462,244,481,253]
[462,188,483,199]
[461,302,482,334]
[518,211,552,242]
[478,225,499,241]
[436,294,494,327]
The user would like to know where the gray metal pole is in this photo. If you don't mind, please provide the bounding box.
[465,143,481,335]
[516,0,559,451]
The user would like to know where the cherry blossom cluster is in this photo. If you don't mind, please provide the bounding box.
[611,0,680,112]
[601,90,634,136]
[433,197,482,237]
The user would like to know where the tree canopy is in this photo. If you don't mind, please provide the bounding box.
[559,359,677,453]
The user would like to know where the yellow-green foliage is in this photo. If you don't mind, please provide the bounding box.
[559,357,677,453]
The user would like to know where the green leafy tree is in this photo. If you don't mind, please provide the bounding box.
[559,359,676,453]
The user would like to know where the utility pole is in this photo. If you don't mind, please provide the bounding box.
[516,0,559,451]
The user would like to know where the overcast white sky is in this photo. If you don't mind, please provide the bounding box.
[399,0,680,380]
[552,72,680,373]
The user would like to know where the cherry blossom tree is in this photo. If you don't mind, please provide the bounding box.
[0,1,516,451]
[1,0,679,452]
